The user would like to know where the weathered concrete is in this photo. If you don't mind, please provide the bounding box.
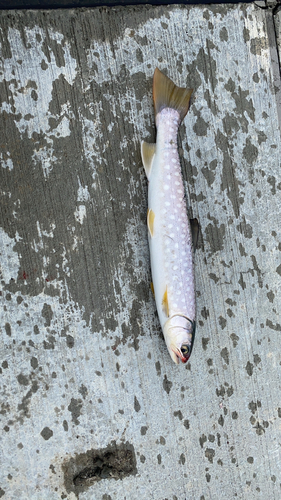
[0,4,281,499]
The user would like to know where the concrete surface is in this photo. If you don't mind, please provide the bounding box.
[0,3,281,499]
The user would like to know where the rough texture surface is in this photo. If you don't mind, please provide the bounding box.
[0,4,281,499]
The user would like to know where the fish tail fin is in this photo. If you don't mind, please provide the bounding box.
[153,67,193,123]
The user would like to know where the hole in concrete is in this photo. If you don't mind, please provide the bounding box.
[62,441,137,496]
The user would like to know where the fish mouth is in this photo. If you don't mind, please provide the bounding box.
[172,347,190,364]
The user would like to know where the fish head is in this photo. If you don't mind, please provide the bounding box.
[163,315,195,365]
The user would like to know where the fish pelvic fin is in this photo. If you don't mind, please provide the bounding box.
[147,208,155,237]
[141,141,156,180]
[153,68,193,123]
[162,286,169,317]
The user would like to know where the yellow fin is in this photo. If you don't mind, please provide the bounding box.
[147,208,155,237]
[153,68,193,123]
[141,141,156,179]
[162,286,169,317]
[150,282,155,297]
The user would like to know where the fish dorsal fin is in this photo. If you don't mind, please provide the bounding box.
[190,218,199,251]
[147,208,155,237]
[162,286,169,317]
[141,141,156,180]
[153,68,193,123]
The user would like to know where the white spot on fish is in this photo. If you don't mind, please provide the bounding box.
[164,184,169,190]
[172,158,177,163]
[165,201,170,206]
[173,265,178,270]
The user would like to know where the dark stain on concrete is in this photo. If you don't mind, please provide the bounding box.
[30,356,38,369]
[17,373,29,386]
[205,448,215,463]
[173,410,183,420]
[163,374,173,394]
[41,303,53,327]
[202,338,210,351]
[250,37,268,56]
[230,333,239,348]
[134,396,141,412]
[78,384,88,400]
[17,380,39,420]
[199,434,207,449]
[184,419,190,429]
[266,319,281,331]
[243,138,258,166]
[155,361,161,376]
[267,290,275,303]
[250,255,263,288]
[238,273,246,290]
[239,243,247,257]
[4,323,11,337]
[68,398,83,425]
[246,361,254,376]
[205,216,225,254]
[267,175,276,195]
[41,426,53,440]
[201,306,209,320]
[193,107,208,137]
[62,441,137,496]
[219,316,226,330]
[220,347,229,365]
[215,130,242,217]
[219,27,228,42]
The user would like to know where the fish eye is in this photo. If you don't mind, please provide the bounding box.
[181,344,190,356]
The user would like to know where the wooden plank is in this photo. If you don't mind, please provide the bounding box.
[0,4,281,499]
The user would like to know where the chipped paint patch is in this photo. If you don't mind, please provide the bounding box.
[0,229,21,283]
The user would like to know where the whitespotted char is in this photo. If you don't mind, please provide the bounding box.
[141,68,197,365]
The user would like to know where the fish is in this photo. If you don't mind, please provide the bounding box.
[141,68,196,365]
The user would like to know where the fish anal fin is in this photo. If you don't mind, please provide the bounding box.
[141,141,156,180]
[162,286,169,317]
[147,208,155,237]
[190,218,199,251]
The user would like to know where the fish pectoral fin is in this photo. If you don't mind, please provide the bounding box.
[190,218,199,251]
[147,208,155,237]
[150,282,155,297]
[162,286,169,317]
[141,141,156,180]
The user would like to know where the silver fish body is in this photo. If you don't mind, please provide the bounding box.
[142,69,196,364]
